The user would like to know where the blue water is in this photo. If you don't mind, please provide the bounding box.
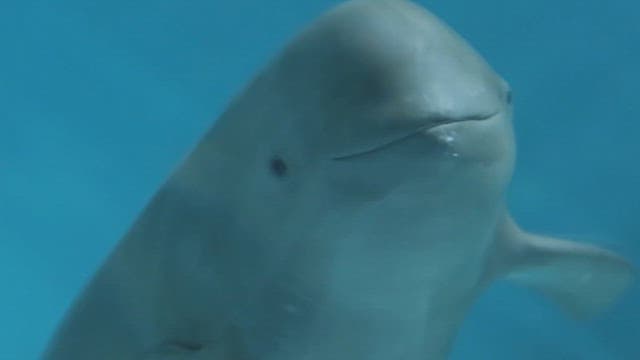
[1,0,638,359]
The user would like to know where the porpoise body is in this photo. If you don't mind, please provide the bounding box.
[44,1,634,359]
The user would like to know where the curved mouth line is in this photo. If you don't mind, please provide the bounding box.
[427,111,498,130]
[331,111,499,161]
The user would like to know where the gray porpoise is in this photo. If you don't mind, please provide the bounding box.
[44,0,635,359]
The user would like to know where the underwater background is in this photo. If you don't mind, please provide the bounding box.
[1,0,638,358]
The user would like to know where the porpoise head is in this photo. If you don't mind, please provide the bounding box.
[195,0,515,211]
[175,1,519,358]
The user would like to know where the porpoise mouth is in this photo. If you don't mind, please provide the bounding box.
[428,111,498,130]
[331,111,499,161]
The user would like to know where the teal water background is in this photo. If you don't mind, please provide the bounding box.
[1,0,639,359]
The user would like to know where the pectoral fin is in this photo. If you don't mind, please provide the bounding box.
[490,214,635,319]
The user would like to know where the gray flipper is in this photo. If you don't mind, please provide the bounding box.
[490,214,635,319]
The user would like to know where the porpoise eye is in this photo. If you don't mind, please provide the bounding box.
[506,89,513,105]
[270,156,288,177]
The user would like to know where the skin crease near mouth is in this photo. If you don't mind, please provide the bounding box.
[331,111,500,161]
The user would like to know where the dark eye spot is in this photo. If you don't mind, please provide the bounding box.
[506,90,513,105]
[176,341,203,351]
[270,157,288,177]
[164,340,203,352]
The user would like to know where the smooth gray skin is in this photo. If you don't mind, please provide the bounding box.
[44,1,635,359]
